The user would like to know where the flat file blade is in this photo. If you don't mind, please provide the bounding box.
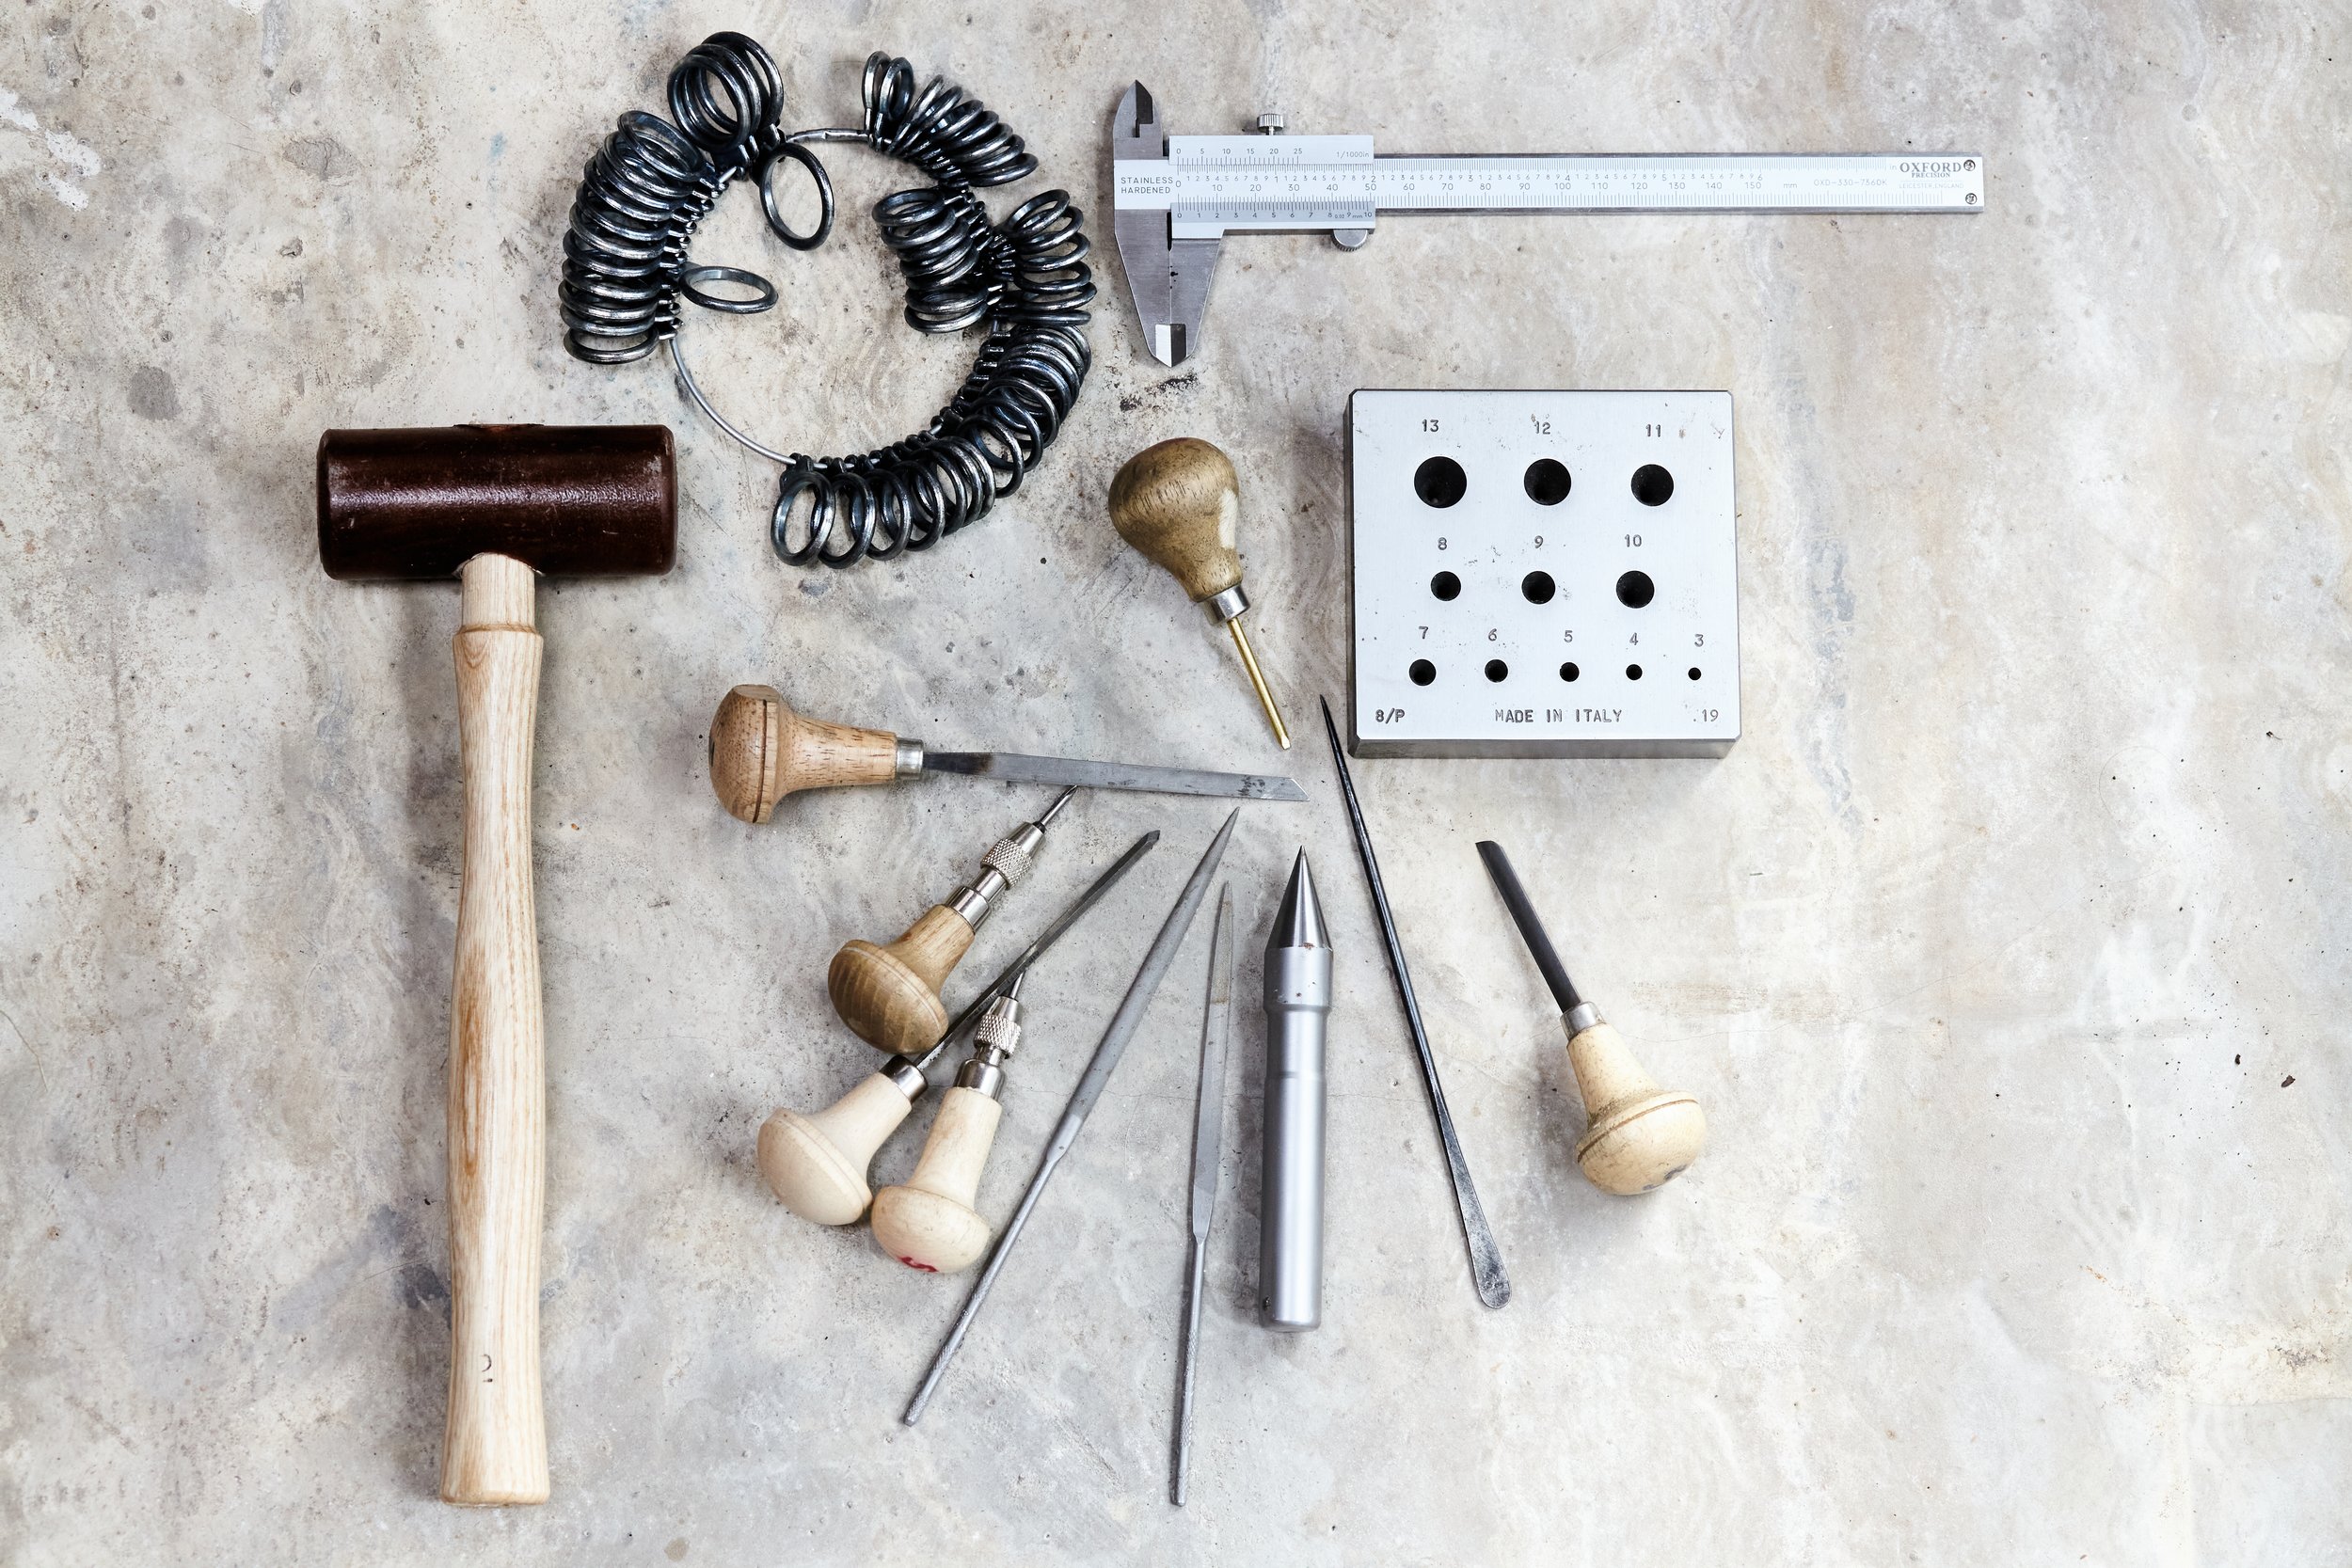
[1188,889,1236,1233]
[923,751,1306,802]
[1172,884,1234,1506]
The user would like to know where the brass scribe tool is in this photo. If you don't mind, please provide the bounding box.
[1108,437,1292,749]
[711,684,1303,822]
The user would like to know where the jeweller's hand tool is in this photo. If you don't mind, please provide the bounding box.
[1172,883,1235,1507]
[904,809,1242,1425]
[1320,697,1510,1309]
[1476,841,1705,1194]
[829,790,1075,1055]
[710,684,1305,821]
[1111,83,1985,365]
[871,976,1029,1273]
[1260,849,1332,1332]
[1108,437,1292,749]
[757,831,1156,1225]
[317,423,677,1508]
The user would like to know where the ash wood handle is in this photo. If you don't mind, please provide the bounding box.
[756,1071,918,1226]
[442,554,548,1505]
[1108,437,1246,603]
[709,685,904,823]
[1563,1020,1706,1196]
[870,1086,1004,1274]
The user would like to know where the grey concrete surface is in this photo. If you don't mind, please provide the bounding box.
[4,1,2348,1562]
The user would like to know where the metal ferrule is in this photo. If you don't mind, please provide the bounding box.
[955,990,1022,1099]
[894,737,926,778]
[949,822,1045,927]
[946,871,1005,927]
[880,1055,930,1101]
[1565,1002,1604,1037]
[1203,583,1249,624]
[954,1057,1006,1098]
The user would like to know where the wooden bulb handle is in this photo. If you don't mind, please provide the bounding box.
[756,1071,918,1226]
[1107,437,1245,604]
[443,553,549,1506]
[870,1086,1004,1273]
[1564,1020,1707,1196]
[709,684,904,824]
[828,905,973,1055]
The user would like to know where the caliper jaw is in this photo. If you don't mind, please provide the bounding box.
[1112,82,1221,367]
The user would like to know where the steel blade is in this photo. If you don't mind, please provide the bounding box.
[1188,886,1236,1237]
[903,809,1243,1425]
[923,751,1305,802]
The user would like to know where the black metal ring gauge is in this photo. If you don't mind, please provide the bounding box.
[561,33,1095,568]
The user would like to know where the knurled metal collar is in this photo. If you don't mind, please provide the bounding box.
[980,835,1032,884]
[975,993,1022,1057]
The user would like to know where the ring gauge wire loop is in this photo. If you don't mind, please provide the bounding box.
[560,33,1095,568]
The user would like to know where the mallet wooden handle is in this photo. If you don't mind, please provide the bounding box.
[442,553,548,1506]
[710,684,906,823]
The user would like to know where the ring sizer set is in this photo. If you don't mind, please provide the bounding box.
[1348,388,1741,758]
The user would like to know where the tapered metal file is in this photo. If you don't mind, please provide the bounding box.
[1260,849,1332,1331]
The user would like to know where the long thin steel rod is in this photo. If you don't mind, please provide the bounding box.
[1473,841,1583,1016]
[914,829,1161,1074]
[1318,698,1510,1309]
[904,809,1243,1424]
[1172,884,1235,1506]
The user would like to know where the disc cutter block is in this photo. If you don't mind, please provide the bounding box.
[1347,388,1740,758]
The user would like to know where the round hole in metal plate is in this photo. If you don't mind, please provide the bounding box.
[1414,456,1468,508]
[1523,458,1571,505]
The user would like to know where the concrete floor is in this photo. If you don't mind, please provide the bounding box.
[5,1,2348,1562]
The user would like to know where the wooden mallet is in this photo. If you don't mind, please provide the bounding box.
[316,424,675,1506]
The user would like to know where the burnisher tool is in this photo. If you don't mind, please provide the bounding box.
[1260,849,1332,1332]
[756,832,1156,1226]
[828,789,1075,1056]
[1107,437,1293,749]
[1171,884,1235,1507]
[710,684,1304,822]
[317,423,677,1507]
[904,809,1241,1425]
[1321,697,1510,1309]
[1476,841,1706,1194]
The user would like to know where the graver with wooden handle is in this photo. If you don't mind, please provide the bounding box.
[1475,839,1706,1195]
[318,424,676,1505]
[708,684,1304,823]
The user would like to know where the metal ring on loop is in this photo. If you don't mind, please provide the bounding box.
[758,139,835,251]
[677,264,779,313]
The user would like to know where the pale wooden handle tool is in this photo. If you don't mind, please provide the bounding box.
[444,553,549,1504]
[870,1086,1005,1273]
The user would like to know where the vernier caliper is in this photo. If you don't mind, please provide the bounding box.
[1110,83,1984,365]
